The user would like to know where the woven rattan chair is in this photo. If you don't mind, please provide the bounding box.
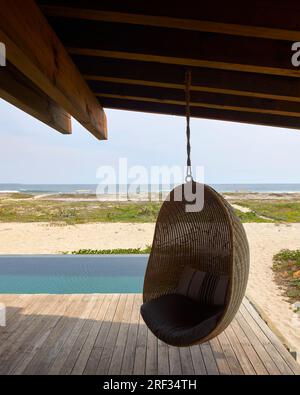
[141,182,250,346]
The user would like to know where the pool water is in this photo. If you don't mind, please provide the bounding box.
[0,255,148,294]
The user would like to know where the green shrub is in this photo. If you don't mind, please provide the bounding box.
[273,249,300,303]
[65,246,152,255]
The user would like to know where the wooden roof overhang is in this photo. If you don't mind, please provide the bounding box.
[2,1,300,139]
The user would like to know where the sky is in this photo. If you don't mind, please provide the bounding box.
[1,98,300,185]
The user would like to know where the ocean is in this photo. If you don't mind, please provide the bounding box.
[1,183,300,194]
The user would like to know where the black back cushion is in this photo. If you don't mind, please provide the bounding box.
[176,266,229,306]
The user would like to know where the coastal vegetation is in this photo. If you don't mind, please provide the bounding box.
[0,199,161,224]
[65,246,152,254]
[273,249,300,304]
[233,200,300,222]
[0,197,267,224]
[234,210,273,223]
[0,194,299,224]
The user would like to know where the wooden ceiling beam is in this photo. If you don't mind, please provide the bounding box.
[0,0,107,139]
[0,63,71,134]
[41,6,300,41]
[72,56,300,103]
[37,1,300,31]
[84,75,300,103]
[48,16,300,78]
[96,93,300,119]
[69,49,300,79]
[88,79,300,116]
[100,97,300,131]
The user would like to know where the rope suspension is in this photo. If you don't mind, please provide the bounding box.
[185,70,193,182]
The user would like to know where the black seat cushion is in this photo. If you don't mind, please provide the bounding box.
[140,294,224,347]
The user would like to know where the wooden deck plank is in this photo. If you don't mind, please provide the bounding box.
[224,324,256,375]
[145,328,158,375]
[243,299,300,375]
[121,294,142,375]
[11,296,69,375]
[13,295,71,375]
[209,337,231,375]
[0,295,50,362]
[239,303,294,375]
[0,295,25,324]
[108,294,135,374]
[179,347,195,375]
[235,311,281,375]
[6,295,67,375]
[0,295,44,343]
[23,295,81,374]
[0,297,27,344]
[59,295,112,375]
[0,297,59,374]
[189,345,207,375]
[168,346,182,375]
[96,294,128,375]
[0,294,22,306]
[133,309,148,375]
[48,295,100,375]
[216,331,244,375]
[72,294,115,375]
[157,339,170,375]
[30,295,84,375]
[83,294,120,375]
[230,315,269,375]
[200,342,220,375]
[0,295,297,375]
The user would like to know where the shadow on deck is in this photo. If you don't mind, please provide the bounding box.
[0,294,299,375]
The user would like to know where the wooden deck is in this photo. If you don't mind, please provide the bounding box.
[0,294,299,375]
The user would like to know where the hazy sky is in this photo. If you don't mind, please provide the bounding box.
[1,98,300,184]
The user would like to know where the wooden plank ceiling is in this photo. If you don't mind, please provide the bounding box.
[31,1,300,130]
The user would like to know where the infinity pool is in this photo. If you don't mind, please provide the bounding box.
[0,255,148,294]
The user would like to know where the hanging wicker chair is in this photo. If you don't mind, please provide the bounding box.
[141,182,249,347]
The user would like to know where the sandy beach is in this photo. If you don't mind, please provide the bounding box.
[0,221,299,360]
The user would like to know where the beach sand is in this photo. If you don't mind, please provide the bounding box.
[0,221,299,359]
